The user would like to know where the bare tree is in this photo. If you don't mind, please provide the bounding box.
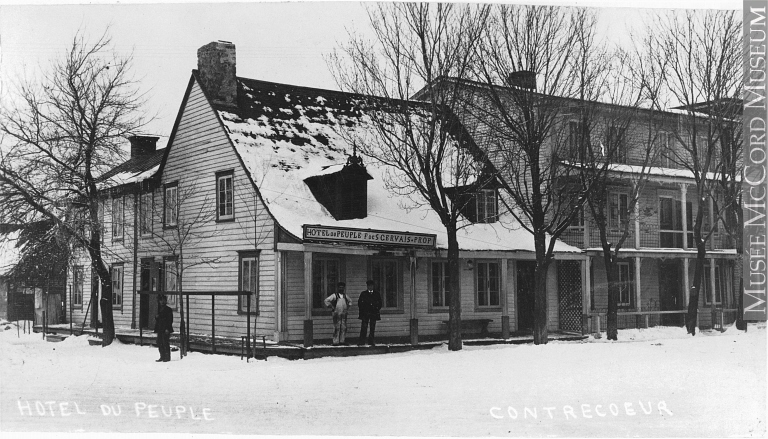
[143,179,221,356]
[0,30,149,345]
[329,3,490,350]
[470,5,605,344]
[641,10,742,335]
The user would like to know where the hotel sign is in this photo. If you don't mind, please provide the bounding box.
[303,225,436,248]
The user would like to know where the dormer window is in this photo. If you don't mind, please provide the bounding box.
[304,153,372,221]
[476,189,498,223]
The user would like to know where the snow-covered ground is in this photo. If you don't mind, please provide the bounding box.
[1,321,765,437]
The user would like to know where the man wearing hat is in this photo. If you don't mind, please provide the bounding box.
[154,294,174,362]
[357,280,382,346]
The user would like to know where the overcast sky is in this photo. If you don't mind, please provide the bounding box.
[0,0,742,149]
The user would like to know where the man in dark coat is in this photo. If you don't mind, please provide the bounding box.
[358,280,382,346]
[154,295,174,362]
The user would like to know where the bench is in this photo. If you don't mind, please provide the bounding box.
[442,319,493,336]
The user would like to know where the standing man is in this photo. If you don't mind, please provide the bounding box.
[358,280,382,346]
[154,294,174,362]
[324,282,351,346]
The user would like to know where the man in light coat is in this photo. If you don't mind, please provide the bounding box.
[324,282,351,346]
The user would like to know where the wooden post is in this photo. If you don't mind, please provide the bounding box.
[635,257,642,312]
[211,294,216,354]
[69,285,73,336]
[680,184,688,250]
[644,314,650,328]
[247,293,251,360]
[683,258,690,307]
[409,253,418,345]
[595,314,601,337]
[501,259,509,339]
[634,184,641,249]
[303,251,313,347]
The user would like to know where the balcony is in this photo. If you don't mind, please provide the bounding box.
[561,224,734,250]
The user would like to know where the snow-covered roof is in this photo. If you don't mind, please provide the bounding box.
[0,231,22,277]
[215,78,579,253]
[98,148,165,190]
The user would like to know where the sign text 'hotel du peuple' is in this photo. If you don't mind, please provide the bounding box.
[303,225,437,248]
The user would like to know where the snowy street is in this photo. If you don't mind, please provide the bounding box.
[1,324,765,437]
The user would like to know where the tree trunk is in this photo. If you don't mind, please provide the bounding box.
[604,251,619,341]
[533,231,549,345]
[447,222,462,351]
[686,243,707,335]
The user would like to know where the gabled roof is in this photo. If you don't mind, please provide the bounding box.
[202,75,578,253]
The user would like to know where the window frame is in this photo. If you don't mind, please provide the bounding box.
[475,189,498,224]
[617,261,633,308]
[111,264,124,310]
[311,255,344,315]
[429,259,450,312]
[608,192,629,230]
[475,260,502,311]
[216,170,235,222]
[703,263,724,306]
[607,125,627,164]
[163,182,178,229]
[237,251,260,315]
[111,195,124,242]
[567,120,583,160]
[658,131,674,168]
[162,257,178,310]
[369,257,404,313]
[72,265,84,309]
[140,190,153,236]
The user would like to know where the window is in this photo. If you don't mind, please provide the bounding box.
[164,183,178,228]
[140,191,153,235]
[607,125,627,163]
[312,257,341,310]
[112,196,124,241]
[657,132,674,167]
[73,266,84,308]
[476,261,500,308]
[659,196,693,248]
[371,258,401,310]
[111,264,124,309]
[567,120,583,160]
[216,171,234,221]
[617,262,633,307]
[430,260,450,309]
[239,253,259,314]
[608,193,629,229]
[163,259,178,309]
[476,189,497,223]
[569,208,584,228]
[703,264,724,306]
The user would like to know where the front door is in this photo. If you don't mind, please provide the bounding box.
[139,259,159,330]
[658,260,683,326]
[516,261,536,332]
[557,261,583,333]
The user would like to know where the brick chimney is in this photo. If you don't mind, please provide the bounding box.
[507,70,536,91]
[197,41,237,107]
[128,135,159,158]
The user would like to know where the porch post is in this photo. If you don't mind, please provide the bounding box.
[709,257,717,321]
[708,196,715,251]
[275,250,282,342]
[683,257,690,307]
[409,254,418,345]
[303,251,313,347]
[635,257,642,311]
[583,212,590,248]
[501,258,510,339]
[583,257,591,334]
[680,183,688,250]
[634,187,641,249]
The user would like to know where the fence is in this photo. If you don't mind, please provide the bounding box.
[587,307,738,334]
[561,224,734,250]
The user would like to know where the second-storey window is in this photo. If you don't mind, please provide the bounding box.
[164,183,178,228]
[658,132,674,167]
[112,196,124,241]
[607,125,627,163]
[216,171,234,221]
[431,260,450,309]
[476,189,498,223]
[140,191,153,235]
[111,264,124,309]
[608,193,629,229]
[476,261,500,308]
[567,120,583,160]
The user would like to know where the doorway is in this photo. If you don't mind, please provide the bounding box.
[516,261,536,332]
[557,261,583,333]
[658,260,684,326]
[139,258,159,331]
